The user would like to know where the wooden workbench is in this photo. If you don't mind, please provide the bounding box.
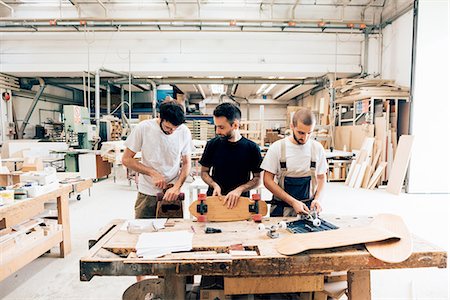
[80,216,446,299]
[0,179,92,281]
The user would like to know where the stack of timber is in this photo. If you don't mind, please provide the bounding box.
[332,78,409,104]
[186,120,215,141]
[334,78,411,183]
[345,135,414,192]
[345,137,385,189]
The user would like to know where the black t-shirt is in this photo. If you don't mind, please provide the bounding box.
[199,137,262,197]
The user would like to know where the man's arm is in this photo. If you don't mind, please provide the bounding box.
[164,155,191,201]
[311,173,325,213]
[263,171,310,215]
[224,172,261,209]
[122,148,167,189]
[200,166,222,196]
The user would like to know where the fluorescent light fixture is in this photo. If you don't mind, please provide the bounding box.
[263,84,276,95]
[256,84,268,95]
[210,84,224,94]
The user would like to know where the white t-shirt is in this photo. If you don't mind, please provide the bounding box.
[124,119,192,196]
[261,137,327,180]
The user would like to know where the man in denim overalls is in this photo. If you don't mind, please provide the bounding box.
[261,108,327,217]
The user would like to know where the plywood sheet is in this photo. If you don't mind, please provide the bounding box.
[334,126,352,151]
[386,135,414,195]
[351,125,374,151]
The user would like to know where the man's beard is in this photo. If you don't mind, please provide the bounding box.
[159,120,170,135]
[293,133,305,145]
[218,132,233,141]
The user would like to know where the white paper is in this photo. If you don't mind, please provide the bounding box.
[136,230,193,259]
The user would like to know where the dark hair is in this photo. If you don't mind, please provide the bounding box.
[213,103,241,125]
[159,101,185,126]
[292,107,316,126]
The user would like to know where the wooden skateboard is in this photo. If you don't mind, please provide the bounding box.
[189,194,268,222]
[155,185,185,218]
[276,214,412,263]
[365,214,412,263]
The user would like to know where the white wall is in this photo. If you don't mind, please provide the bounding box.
[406,0,449,193]
[381,10,414,86]
[0,32,363,78]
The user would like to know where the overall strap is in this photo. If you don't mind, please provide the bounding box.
[279,139,288,189]
[310,142,318,198]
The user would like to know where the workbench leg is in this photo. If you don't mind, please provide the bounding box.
[164,273,186,299]
[347,270,371,300]
[57,194,71,257]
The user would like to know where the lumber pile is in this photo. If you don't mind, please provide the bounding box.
[345,135,414,192]
[333,79,409,104]
[186,120,215,141]
[345,137,386,189]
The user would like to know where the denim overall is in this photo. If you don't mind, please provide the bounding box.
[270,139,317,217]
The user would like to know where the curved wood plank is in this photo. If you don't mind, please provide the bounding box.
[276,225,400,256]
[365,214,412,263]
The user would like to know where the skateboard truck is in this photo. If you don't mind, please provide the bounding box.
[303,208,321,227]
[249,194,263,222]
[258,221,287,239]
[196,193,208,222]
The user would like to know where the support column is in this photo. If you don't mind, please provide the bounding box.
[95,70,100,127]
[106,83,111,114]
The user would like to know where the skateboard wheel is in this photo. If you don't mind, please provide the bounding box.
[178,193,185,201]
[252,214,262,222]
[257,224,266,232]
[278,221,287,230]
[156,193,163,201]
[313,219,321,227]
[198,193,207,201]
[251,194,261,201]
[197,215,207,222]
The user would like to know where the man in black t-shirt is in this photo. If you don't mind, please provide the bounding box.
[199,103,262,209]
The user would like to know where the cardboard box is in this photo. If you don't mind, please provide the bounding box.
[22,157,44,172]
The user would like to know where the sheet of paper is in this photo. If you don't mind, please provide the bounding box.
[136,230,193,259]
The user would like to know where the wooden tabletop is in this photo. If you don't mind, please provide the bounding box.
[80,216,447,281]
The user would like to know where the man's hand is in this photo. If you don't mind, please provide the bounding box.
[212,183,222,197]
[292,200,310,215]
[223,188,242,209]
[310,200,322,213]
[163,185,180,201]
[151,172,167,189]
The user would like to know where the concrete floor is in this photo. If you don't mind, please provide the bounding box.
[0,171,448,300]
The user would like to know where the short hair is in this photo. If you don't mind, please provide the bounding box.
[159,101,185,126]
[292,107,316,126]
[213,103,241,125]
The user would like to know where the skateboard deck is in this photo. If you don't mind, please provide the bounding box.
[276,214,407,262]
[156,186,185,218]
[365,214,412,263]
[189,196,268,222]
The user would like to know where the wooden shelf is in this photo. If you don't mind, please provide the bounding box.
[0,228,63,281]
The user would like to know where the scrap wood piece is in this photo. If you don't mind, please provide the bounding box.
[368,162,388,190]
[386,135,414,195]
